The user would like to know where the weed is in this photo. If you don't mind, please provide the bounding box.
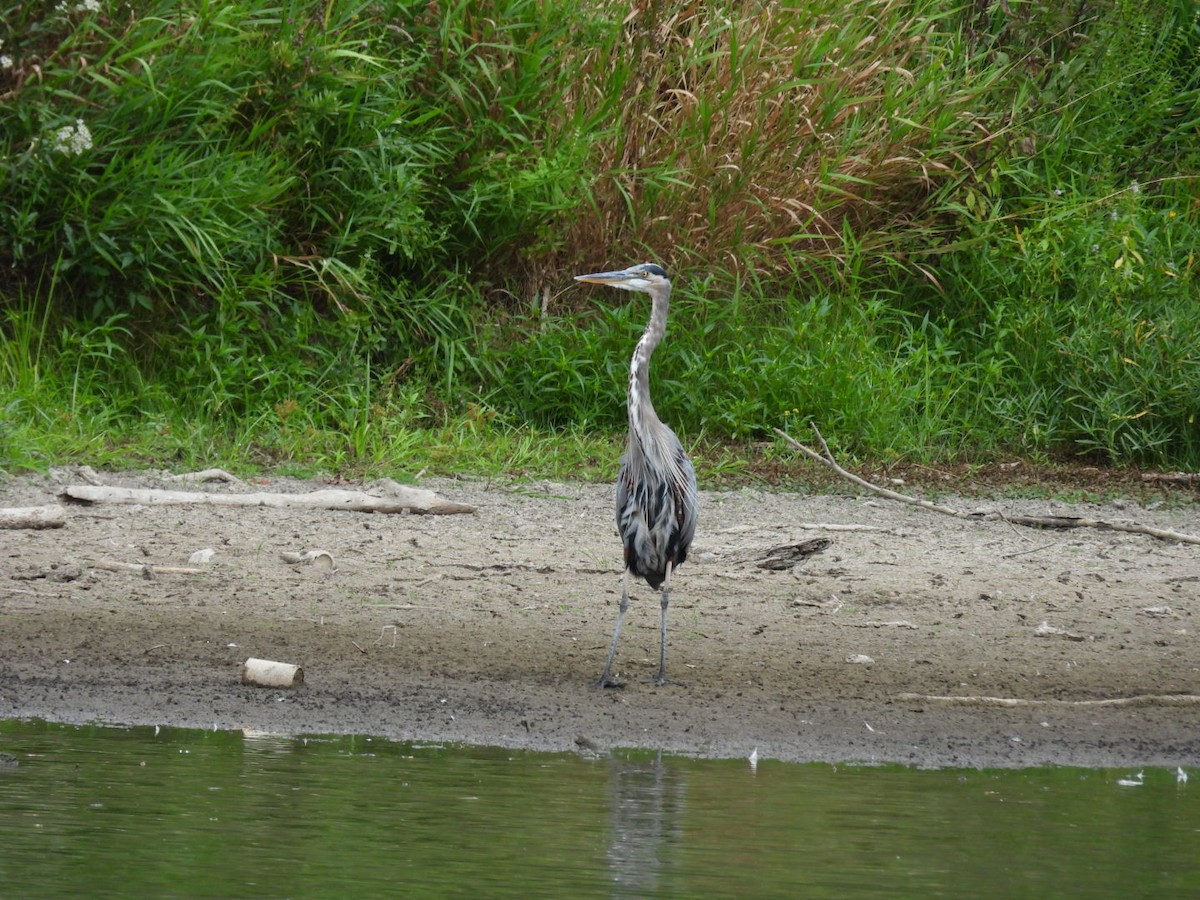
[2,0,1198,475]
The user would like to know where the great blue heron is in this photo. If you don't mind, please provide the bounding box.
[574,263,698,687]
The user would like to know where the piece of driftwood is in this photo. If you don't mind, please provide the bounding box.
[1141,471,1200,484]
[754,539,832,570]
[0,504,66,529]
[897,692,1200,708]
[93,559,206,576]
[166,468,244,485]
[720,522,889,534]
[774,424,1200,545]
[60,484,474,515]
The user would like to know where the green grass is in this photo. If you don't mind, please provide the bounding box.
[2,0,1199,479]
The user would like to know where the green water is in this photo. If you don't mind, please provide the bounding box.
[0,721,1196,898]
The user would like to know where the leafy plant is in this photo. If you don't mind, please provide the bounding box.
[2,0,1199,475]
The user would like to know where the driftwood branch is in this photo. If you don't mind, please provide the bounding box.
[719,522,890,534]
[60,484,474,515]
[774,424,1200,545]
[775,426,968,516]
[93,559,206,576]
[0,505,66,529]
[1141,471,1200,484]
[165,468,244,485]
[897,692,1200,708]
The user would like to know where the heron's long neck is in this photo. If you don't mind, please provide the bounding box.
[627,287,669,442]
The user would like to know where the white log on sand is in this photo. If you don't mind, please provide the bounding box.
[60,484,474,515]
[0,505,67,529]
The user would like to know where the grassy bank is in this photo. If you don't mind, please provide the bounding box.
[2,0,1198,479]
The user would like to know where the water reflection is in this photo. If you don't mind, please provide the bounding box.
[0,720,1197,898]
[605,752,685,896]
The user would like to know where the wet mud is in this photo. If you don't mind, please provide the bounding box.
[2,469,1197,768]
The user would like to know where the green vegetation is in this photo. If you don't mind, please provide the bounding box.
[2,0,1198,479]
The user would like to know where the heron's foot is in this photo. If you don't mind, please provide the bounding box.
[652,671,685,687]
[595,674,625,689]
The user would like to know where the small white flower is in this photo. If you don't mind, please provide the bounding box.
[1129,181,1141,194]
[0,55,12,70]
[51,118,93,155]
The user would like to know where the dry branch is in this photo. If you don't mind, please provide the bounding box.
[719,522,890,533]
[754,538,832,569]
[0,505,66,529]
[60,484,474,515]
[166,468,244,485]
[774,425,1200,545]
[897,692,1200,708]
[93,559,206,576]
[1141,472,1200,484]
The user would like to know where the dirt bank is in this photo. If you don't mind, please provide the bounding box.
[2,468,1197,768]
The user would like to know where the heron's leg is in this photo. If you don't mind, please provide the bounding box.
[598,569,630,688]
[654,563,672,685]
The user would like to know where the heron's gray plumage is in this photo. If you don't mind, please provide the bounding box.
[616,439,696,590]
[574,262,698,687]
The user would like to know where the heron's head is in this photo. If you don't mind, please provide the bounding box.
[574,263,669,295]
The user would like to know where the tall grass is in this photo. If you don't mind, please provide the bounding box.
[0,0,587,384]
[915,0,1200,465]
[557,0,1006,278]
[2,0,1199,475]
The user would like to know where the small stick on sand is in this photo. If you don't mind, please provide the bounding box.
[93,559,206,576]
[166,468,244,485]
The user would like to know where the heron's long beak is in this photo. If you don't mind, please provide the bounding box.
[574,268,649,289]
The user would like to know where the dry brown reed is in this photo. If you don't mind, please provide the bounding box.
[557,0,997,281]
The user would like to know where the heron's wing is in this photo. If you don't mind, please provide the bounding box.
[615,434,696,584]
[615,453,631,532]
[616,454,658,581]
[672,448,698,564]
